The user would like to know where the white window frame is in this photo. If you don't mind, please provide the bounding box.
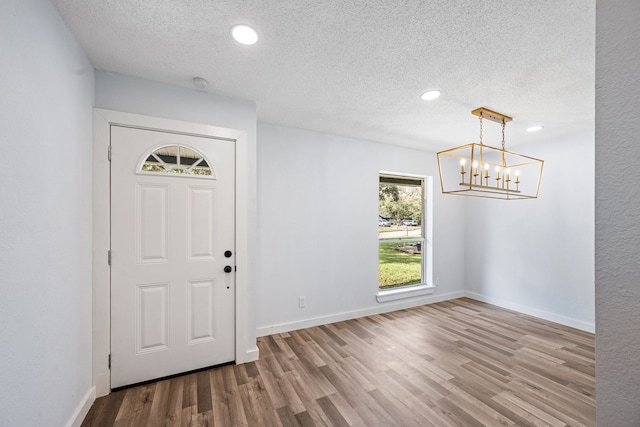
[377,172,434,303]
[137,143,216,179]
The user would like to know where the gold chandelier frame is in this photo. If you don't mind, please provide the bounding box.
[436,108,544,200]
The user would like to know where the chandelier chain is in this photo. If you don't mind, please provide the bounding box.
[501,120,506,150]
[479,115,483,145]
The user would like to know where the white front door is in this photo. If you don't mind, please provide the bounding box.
[110,125,235,389]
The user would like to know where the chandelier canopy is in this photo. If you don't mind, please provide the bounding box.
[436,108,543,200]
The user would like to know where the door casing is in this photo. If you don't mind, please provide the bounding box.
[92,109,257,397]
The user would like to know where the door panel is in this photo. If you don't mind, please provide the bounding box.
[137,184,169,263]
[110,125,235,389]
[187,186,216,260]
[187,279,217,343]
[137,283,169,352]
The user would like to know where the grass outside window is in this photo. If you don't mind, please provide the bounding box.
[378,242,422,289]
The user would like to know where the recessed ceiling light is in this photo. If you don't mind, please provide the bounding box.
[526,125,544,132]
[231,25,258,45]
[421,90,441,101]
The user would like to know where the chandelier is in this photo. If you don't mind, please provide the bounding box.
[436,108,543,200]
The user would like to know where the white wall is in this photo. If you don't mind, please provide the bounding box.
[255,123,466,334]
[0,1,94,426]
[94,70,259,374]
[595,1,640,424]
[464,132,595,331]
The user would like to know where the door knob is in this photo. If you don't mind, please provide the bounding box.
[224,266,232,273]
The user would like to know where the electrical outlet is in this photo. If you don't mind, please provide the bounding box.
[435,277,440,286]
[298,296,306,308]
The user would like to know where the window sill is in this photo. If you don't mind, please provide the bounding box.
[376,284,436,303]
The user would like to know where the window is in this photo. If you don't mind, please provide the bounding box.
[378,173,428,291]
[139,144,214,178]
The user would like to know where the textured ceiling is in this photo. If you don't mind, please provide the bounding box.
[50,0,595,152]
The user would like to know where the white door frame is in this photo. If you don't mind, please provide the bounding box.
[92,108,256,396]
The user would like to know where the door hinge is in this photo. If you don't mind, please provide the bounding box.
[108,354,111,369]
[108,250,112,266]
[108,145,111,161]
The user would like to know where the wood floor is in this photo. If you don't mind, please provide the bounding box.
[81,298,595,427]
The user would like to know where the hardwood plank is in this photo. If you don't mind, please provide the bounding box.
[182,372,197,409]
[241,376,281,427]
[80,298,595,427]
[383,367,423,396]
[210,367,233,427]
[443,385,516,427]
[269,345,297,372]
[385,359,452,400]
[81,389,126,427]
[315,395,349,427]
[493,391,566,427]
[368,387,434,427]
[339,356,377,393]
[128,384,156,426]
[324,392,366,426]
[244,361,260,378]
[318,324,347,346]
[437,396,486,427]
[255,355,289,410]
[113,385,147,421]
[190,410,214,427]
[508,376,594,427]
[196,371,212,413]
[276,406,301,427]
[180,405,196,426]
[222,365,249,427]
[295,410,317,427]
[163,376,185,427]
[290,331,328,369]
[237,382,260,426]
[448,376,532,426]
[233,362,251,386]
[288,358,337,399]
[146,379,171,426]
[512,364,595,411]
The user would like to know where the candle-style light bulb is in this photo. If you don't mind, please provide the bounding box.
[484,163,490,185]
[459,159,467,184]
[471,161,479,184]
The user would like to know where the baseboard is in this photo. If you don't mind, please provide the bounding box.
[65,386,95,427]
[94,372,110,398]
[244,347,260,363]
[464,292,595,333]
[256,290,465,337]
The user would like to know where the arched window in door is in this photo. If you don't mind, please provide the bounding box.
[138,144,215,178]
